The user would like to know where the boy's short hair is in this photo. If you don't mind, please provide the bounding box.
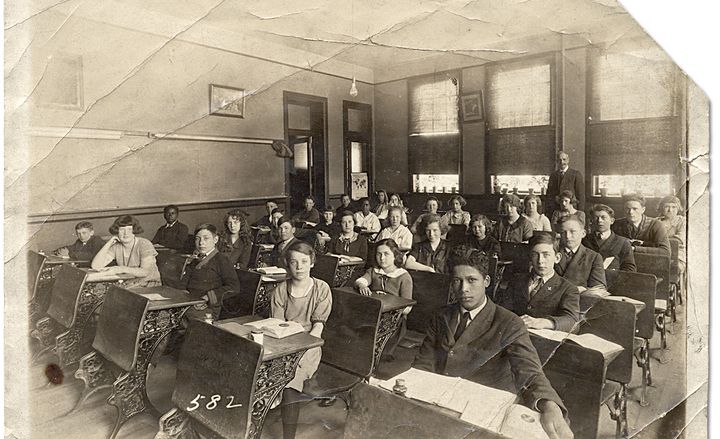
[591,204,615,218]
[109,215,143,235]
[659,196,682,210]
[447,245,489,277]
[388,206,404,216]
[194,223,218,236]
[528,231,559,253]
[284,240,316,265]
[271,208,285,216]
[164,204,179,214]
[323,205,334,213]
[75,221,93,231]
[304,195,315,202]
[340,211,356,222]
[277,215,296,228]
[622,193,646,207]
[558,214,585,228]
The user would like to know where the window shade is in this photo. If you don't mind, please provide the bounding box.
[590,48,676,121]
[408,74,459,135]
[487,63,551,129]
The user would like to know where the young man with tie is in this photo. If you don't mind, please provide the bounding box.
[612,193,671,255]
[583,204,636,272]
[498,232,580,332]
[546,151,585,213]
[555,216,606,291]
[413,246,573,439]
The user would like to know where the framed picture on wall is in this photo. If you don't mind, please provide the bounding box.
[460,91,483,122]
[209,84,245,118]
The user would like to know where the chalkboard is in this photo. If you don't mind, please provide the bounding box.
[38,138,285,214]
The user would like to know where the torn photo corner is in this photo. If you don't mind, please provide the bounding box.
[5,0,709,438]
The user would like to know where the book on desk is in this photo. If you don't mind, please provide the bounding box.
[256,266,287,276]
[326,253,364,263]
[528,328,623,361]
[243,318,305,339]
[371,368,548,438]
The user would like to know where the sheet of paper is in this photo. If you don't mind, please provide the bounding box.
[137,293,171,301]
[498,404,549,439]
[459,382,516,430]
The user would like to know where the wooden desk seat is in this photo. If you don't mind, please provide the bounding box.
[234,268,285,318]
[344,382,501,439]
[156,251,192,289]
[74,285,202,439]
[633,252,672,350]
[580,298,636,437]
[28,250,50,325]
[669,238,683,308]
[530,335,605,439]
[311,254,341,287]
[499,242,530,275]
[445,224,467,245]
[156,319,262,439]
[406,270,451,334]
[605,269,657,407]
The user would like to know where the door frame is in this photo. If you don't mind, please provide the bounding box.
[343,100,373,198]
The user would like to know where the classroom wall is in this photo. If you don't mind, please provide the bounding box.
[461,66,487,193]
[10,19,372,255]
[374,81,409,193]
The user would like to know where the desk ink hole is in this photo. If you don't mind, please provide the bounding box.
[45,363,64,385]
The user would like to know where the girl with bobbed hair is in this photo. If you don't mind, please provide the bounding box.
[218,209,252,268]
[442,195,471,227]
[405,214,451,273]
[91,215,162,288]
[523,194,552,232]
[551,190,586,231]
[495,194,534,243]
[465,214,502,258]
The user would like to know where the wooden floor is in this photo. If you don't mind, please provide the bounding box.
[28,302,692,439]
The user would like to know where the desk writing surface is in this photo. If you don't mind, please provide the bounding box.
[128,286,205,310]
[44,255,90,266]
[81,269,138,283]
[369,292,416,312]
[216,315,323,361]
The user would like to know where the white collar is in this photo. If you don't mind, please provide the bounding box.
[166,221,177,228]
[462,296,488,320]
[372,267,408,278]
[564,244,581,254]
[598,230,612,240]
[532,271,556,284]
[559,166,569,173]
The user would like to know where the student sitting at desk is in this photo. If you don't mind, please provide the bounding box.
[405,215,450,274]
[375,206,413,252]
[498,233,580,332]
[151,204,189,250]
[657,195,686,273]
[409,196,443,234]
[327,211,368,260]
[335,194,353,220]
[270,241,332,439]
[550,190,586,232]
[556,216,606,291]
[441,195,471,228]
[464,214,502,258]
[54,221,106,261]
[292,195,321,226]
[181,223,240,319]
[523,194,553,232]
[355,239,413,358]
[612,193,671,255]
[217,209,252,268]
[314,206,341,252]
[374,189,390,222]
[413,246,572,439]
[582,204,636,272]
[254,199,279,227]
[354,198,381,233]
[271,216,301,269]
[91,215,162,288]
[387,193,409,226]
[495,194,534,243]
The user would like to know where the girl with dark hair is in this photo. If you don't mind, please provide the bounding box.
[551,190,586,231]
[465,214,502,258]
[91,215,161,288]
[218,209,252,268]
[405,214,450,273]
[523,194,552,232]
[442,195,471,227]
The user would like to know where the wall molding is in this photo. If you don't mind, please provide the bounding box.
[27,195,289,225]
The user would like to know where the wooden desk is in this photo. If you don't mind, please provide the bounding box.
[369,292,415,371]
[251,269,289,317]
[28,251,89,325]
[74,286,204,439]
[206,315,323,438]
[249,243,274,269]
[156,251,194,289]
[312,254,366,288]
[32,266,138,367]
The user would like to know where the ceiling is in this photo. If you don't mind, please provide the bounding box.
[6,0,651,83]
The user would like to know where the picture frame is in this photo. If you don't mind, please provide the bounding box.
[35,53,84,111]
[209,84,245,118]
[460,91,483,122]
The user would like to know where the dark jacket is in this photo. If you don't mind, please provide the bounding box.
[547,167,585,212]
[582,232,636,272]
[151,221,189,250]
[217,233,252,269]
[180,250,240,316]
[555,244,607,288]
[413,300,566,412]
[494,216,534,243]
[60,235,106,261]
[499,272,580,332]
[464,235,502,259]
[612,216,671,255]
[271,237,301,268]
[327,234,369,260]
[408,239,451,274]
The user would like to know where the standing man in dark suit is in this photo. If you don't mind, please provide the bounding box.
[583,204,636,272]
[547,151,585,214]
[499,232,580,332]
[413,246,573,439]
[612,193,671,255]
[555,216,606,291]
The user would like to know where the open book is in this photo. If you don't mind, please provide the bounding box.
[327,253,364,263]
[243,318,304,339]
[372,368,521,433]
[257,266,287,275]
[529,328,623,361]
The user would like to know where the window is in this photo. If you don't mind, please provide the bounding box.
[590,48,676,121]
[408,73,460,192]
[491,175,549,195]
[413,174,459,193]
[487,62,551,129]
[593,175,674,198]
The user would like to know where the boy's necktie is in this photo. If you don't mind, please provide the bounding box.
[455,311,471,340]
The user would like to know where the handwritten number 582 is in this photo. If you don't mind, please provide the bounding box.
[186,394,243,411]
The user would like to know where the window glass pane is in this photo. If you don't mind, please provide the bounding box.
[591,48,675,121]
[350,142,365,173]
[412,174,459,193]
[490,175,549,195]
[593,175,674,197]
[488,63,551,129]
[409,76,459,135]
[287,104,311,130]
[348,108,365,132]
[292,142,309,171]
